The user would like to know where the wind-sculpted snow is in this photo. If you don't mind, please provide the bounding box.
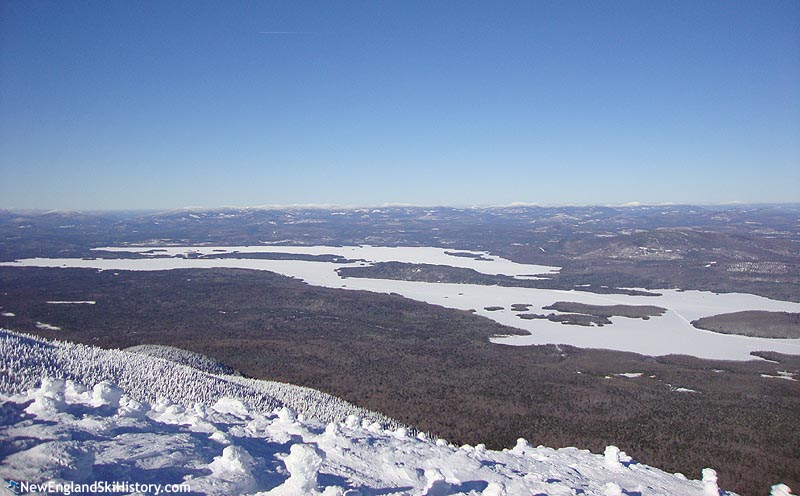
[119,346,364,422]
[0,374,759,495]
[0,329,394,427]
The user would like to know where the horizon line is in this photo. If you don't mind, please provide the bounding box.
[2,201,799,215]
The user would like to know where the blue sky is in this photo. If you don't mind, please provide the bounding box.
[1,1,798,209]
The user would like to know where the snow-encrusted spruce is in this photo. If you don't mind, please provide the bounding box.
[0,329,396,427]
[772,483,795,496]
[703,468,720,496]
[126,344,240,375]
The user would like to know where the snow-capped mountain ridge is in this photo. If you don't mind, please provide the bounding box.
[0,329,790,495]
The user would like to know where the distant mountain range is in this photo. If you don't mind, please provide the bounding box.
[2,203,798,301]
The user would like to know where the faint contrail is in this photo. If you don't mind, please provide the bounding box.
[258,31,315,35]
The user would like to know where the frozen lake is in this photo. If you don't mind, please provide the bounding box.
[3,244,799,361]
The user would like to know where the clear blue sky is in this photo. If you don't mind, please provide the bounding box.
[1,1,798,209]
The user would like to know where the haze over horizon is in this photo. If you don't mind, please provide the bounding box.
[2,1,799,210]
[5,200,800,216]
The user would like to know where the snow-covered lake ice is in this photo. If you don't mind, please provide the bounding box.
[3,245,799,361]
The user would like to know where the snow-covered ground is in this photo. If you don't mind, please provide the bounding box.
[0,330,762,496]
[3,245,799,360]
[45,300,96,305]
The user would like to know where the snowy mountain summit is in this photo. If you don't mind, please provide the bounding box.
[0,330,789,495]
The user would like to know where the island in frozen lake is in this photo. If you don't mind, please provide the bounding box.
[4,244,799,360]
